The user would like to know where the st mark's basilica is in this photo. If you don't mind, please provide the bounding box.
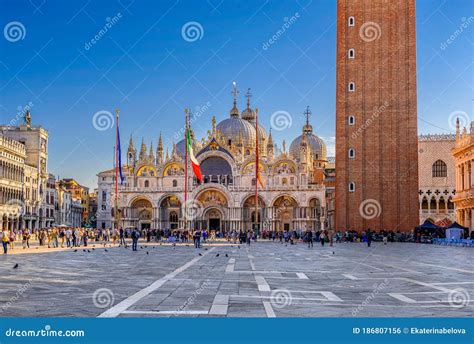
[96,90,329,234]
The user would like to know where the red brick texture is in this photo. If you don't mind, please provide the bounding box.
[335,0,419,232]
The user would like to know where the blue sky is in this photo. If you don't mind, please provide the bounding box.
[0,0,472,189]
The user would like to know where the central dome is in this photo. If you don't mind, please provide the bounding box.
[217,117,256,147]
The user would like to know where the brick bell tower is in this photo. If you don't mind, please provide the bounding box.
[335,0,419,232]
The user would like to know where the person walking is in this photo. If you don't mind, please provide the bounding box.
[119,228,126,246]
[193,229,201,248]
[320,231,326,246]
[1,229,9,254]
[9,230,15,250]
[382,230,388,245]
[306,229,313,248]
[65,228,72,247]
[246,231,252,246]
[131,228,140,251]
[367,228,373,247]
[22,229,30,249]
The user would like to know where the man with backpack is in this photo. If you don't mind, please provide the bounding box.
[131,228,140,251]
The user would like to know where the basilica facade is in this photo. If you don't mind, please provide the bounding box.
[96,93,329,234]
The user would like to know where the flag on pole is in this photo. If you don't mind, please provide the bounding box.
[255,111,264,189]
[186,127,203,183]
[116,118,125,185]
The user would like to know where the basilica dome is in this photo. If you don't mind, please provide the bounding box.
[217,117,256,148]
[289,109,327,161]
[289,132,327,160]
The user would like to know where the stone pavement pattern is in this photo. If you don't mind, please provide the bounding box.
[0,241,472,317]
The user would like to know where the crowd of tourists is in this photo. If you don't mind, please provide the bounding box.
[0,226,416,254]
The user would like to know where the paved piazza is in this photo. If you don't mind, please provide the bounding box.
[0,242,472,318]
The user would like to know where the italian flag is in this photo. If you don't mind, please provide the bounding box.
[186,128,203,183]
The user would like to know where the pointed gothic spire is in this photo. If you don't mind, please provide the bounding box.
[156,132,164,164]
[149,142,154,161]
[139,137,147,161]
[129,134,134,150]
[267,128,273,146]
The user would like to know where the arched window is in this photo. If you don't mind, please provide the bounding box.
[432,160,447,177]
[144,180,149,188]
[348,16,355,27]
[172,179,178,187]
[421,196,428,210]
[348,148,355,159]
[348,115,355,125]
[348,82,355,92]
[348,182,355,192]
[348,48,355,59]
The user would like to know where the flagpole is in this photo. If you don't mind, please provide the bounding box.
[114,109,119,231]
[184,108,189,232]
[255,109,259,238]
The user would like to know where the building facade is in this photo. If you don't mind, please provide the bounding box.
[61,178,90,225]
[418,134,456,225]
[452,120,473,232]
[335,0,419,232]
[97,92,328,233]
[0,112,49,231]
[0,135,26,231]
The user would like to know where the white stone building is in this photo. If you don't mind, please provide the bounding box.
[97,92,328,234]
[418,134,456,225]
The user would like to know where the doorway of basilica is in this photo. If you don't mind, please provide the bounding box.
[272,195,298,232]
[204,208,222,232]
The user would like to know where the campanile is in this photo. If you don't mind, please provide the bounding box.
[335,0,419,232]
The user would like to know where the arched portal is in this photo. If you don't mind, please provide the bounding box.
[159,195,181,230]
[308,198,322,230]
[242,195,266,232]
[194,189,229,233]
[130,198,153,230]
[203,207,223,233]
[272,195,299,232]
